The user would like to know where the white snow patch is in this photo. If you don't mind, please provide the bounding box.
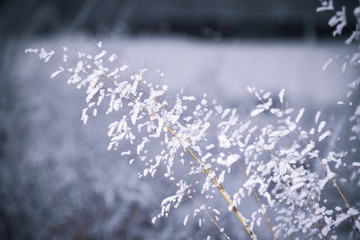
[352,162,360,167]
[318,121,326,133]
[315,111,321,124]
[183,215,189,226]
[94,50,107,60]
[25,48,39,53]
[319,131,331,142]
[250,108,265,117]
[182,96,196,101]
[295,108,305,123]
[279,88,285,104]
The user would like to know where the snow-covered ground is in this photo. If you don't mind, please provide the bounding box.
[1,35,358,239]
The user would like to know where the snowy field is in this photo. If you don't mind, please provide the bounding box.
[1,35,358,239]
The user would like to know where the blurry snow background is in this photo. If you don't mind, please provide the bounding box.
[0,0,359,239]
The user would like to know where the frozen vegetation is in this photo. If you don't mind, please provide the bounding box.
[13,35,358,239]
[1,1,360,239]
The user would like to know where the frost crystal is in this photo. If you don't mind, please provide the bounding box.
[25,48,39,53]
[39,48,55,62]
[323,58,333,71]
[183,215,189,226]
[319,130,331,142]
[353,162,360,167]
[279,88,285,104]
[295,108,305,123]
[328,7,347,36]
[318,121,326,133]
[317,0,334,12]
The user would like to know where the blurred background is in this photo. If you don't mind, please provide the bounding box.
[0,0,359,239]
[0,0,358,38]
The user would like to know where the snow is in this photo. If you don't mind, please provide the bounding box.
[347,208,359,216]
[319,130,331,142]
[315,111,321,124]
[108,53,117,62]
[39,48,55,62]
[263,91,271,99]
[121,150,130,155]
[356,220,360,231]
[94,50,107,60]
[352,162,360,167]
[183,215,189,226]
[64,37,354,107]
[318,121,326,133]
[328,7,347,36]
[221,108,231,119]
[120,64,129,71]
[205,144,215,150]
[81,108,89,124]
[270,108,283,117]
[279,88,285,104]
[316,0,334,12]
[250,108,265,117]
[92,108,97,116]
[225,154,240,167]
[295,108,305,123]
[301,141,315,156]
[74,60,84,74]
[25,48,39,53]
[182,96,196,101]
[212,209,220,215]
[50,67,64,78]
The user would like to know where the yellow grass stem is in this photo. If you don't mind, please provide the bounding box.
[122,89,256,238]
[119,70,256,238]
[207,128,277,240]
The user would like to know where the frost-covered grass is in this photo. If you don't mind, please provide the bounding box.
[17,34,360,239]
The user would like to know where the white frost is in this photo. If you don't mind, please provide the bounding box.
[182,96,196,101]
[316,0,334,12]
[279,88,285,104]
[315,111,321,124]
[25,48,39,53]
[50,67,64,78]
[121,150,130,155]
[94,50,107,60]
[39,48,55,62]
[352,162,360,167]
[250,108,265,117]
[295,108,305,123]
[356,220,360,231]
[108,53,117,62]
[318,131,331,142]
[183,214,189,226]
[318,121,326,133]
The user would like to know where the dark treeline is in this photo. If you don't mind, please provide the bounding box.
[0,0,358,39]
